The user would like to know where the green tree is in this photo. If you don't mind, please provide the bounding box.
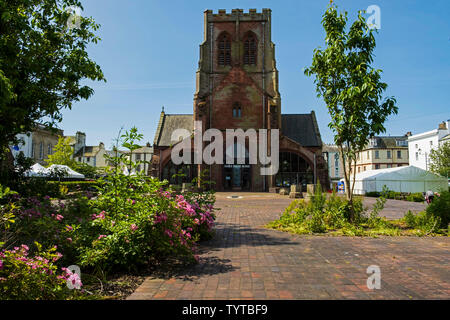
[304,3,398,220]
[45,136,74,167]
[0,0,105,162]
[429,142,450,178]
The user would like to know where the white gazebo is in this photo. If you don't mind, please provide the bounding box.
[344,166,448,195]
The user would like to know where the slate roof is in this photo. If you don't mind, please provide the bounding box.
[367,136,408,149]
[153,113,194,147]
[74,146,100,157]
[281,112,322,147]
[153,112,323,148]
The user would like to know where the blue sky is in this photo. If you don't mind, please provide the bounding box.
[60,0,450,149]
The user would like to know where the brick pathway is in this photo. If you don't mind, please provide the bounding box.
[128,193,449,300]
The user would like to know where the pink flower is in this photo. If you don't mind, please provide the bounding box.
[194,218,200,225]
[130,224,138,231]
[165,230,173,238]
[67,237,73,243]
[66,225,73,232]
[21,244,29,251]
[0,260,3,270]
[98,235,107,240]
[56,214,64,221]
[65,270,83,289]
[111,221,116,227]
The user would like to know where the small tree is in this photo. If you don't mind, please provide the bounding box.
[304,3,398,220]
[45,136,75,167]
[429,142,450,178]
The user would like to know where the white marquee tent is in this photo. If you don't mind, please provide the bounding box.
[26,164,85,179]
[25,163,49,177]
[343,166,448,195]
[47,164,85,179]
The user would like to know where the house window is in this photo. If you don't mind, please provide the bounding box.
[430,141,433,146]
[363,166,366,171]
[387,150,391,159]
[415,152,419,161]
[136,153,141,161]
[136,164,141,172]
[375,164,380,169]
[415,144,418,149]
[397,150,402,159]
[367,151,370,159]
[375,151,379,159]
[47,143,52,156]
[232,103,241,118]
[31,143,35,158]
[358,167,360,173]
[243,33,257,65]
[218,33,231,66]
[387,164,392,168]
[86,157,90,162]
[39,142,44,159]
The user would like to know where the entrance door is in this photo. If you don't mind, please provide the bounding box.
[232,166,241,188]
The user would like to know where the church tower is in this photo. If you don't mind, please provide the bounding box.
[194,9,281,133]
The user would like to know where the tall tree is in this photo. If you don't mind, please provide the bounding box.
[429,142,450,178]
[304,3,398,220]
[0,0,105,160]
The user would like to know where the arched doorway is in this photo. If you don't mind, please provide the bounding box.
[223,142,251,191]
[275,151,313,191]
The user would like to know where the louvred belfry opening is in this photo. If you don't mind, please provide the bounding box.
[218,33,231,66]
[244,33,257,65]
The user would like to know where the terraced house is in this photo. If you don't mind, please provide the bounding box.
[353,135,410,174]
[151,9,329,191]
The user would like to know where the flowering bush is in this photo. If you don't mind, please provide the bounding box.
[0,242,79,300]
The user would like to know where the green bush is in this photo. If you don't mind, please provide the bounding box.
[0,243,80,300]
[403,210,441,234]
[426,191,450,228]
[406,193,425,202]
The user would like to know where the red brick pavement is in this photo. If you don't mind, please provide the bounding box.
[128,193,449,300]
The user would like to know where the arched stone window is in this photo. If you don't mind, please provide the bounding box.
[232,102,241,118]
[218,33,231,66]
[243,32,257,65]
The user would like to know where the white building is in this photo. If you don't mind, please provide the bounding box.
[408,120,450,171]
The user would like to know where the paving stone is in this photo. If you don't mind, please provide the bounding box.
[127,193,450,300]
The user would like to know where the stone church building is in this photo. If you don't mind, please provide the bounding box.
[150,9,329,192]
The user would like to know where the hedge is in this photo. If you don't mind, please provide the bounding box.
[365,191,425,202]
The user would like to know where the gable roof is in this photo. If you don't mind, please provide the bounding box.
[281,112,322,147]
[153,112,323,148]
[153,113,194,147]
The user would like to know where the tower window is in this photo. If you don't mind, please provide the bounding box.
[232,103,242,118]
[244,33,257,65]
[218,33,231,66]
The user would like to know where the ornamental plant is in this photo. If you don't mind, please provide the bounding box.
[0,242,79,300]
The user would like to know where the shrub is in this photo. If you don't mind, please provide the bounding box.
[426,191,450,228]
[406,193,425,203]
[403,210,441,234]
[0,243,80,300]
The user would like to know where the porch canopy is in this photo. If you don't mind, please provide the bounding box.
[345,166,447,195]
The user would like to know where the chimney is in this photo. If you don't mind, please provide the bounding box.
[405,131,412,137]
[438,121,447,130]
